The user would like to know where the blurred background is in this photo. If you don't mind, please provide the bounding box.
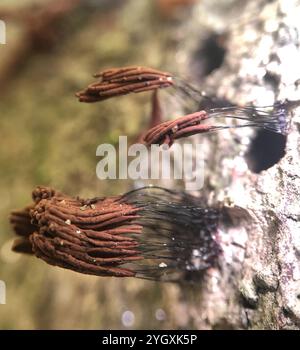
[0,0,205,329]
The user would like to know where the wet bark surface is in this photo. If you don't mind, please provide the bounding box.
[171,0,300,329]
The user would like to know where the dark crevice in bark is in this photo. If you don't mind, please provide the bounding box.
[192,33,227,79]
[245,130,287,173]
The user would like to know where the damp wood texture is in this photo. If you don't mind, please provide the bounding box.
[162,0,300,330]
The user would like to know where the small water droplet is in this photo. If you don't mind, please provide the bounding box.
[121,310,135,327]
[155,308,166,321]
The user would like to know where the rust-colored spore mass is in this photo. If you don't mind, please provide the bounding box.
[76,66,174,103]
[143,111,210,146]
[142,101,291,147]
[31,187,141,277]
[10,205,36,254]
[10,186,220,281]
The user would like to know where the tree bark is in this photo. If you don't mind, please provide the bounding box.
[170,0,300,329]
